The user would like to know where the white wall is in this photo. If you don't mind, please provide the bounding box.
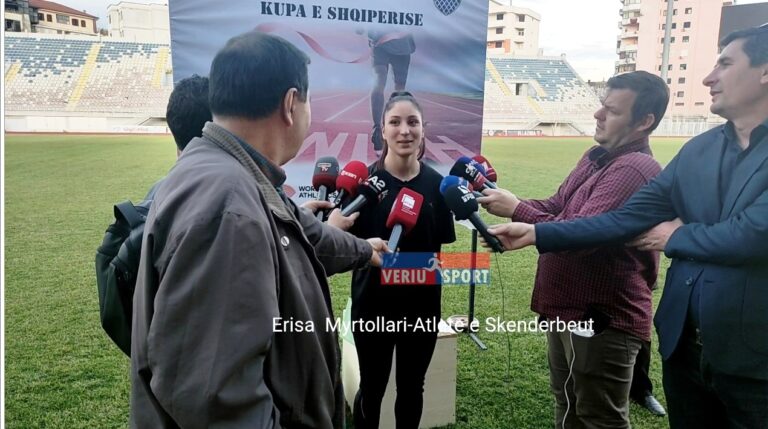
[4,113,169,133]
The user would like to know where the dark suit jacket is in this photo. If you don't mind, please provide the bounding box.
[535,122,768,380]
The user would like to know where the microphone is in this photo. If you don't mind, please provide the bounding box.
[385,188,424,252]
[340,172,389,216]
[449,156,497,191]
[312,156,339,220]
[472,155,497,183]
[440,180,505,253]
[468,159,489,180]
[439,175,482,198]
[334,161,368,208]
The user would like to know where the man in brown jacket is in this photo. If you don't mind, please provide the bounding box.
[130,32,387,428]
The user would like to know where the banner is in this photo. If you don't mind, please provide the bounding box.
[169,0,489,201]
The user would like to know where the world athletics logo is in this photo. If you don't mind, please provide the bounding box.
[380,252,490,285]
[433,0,461,16]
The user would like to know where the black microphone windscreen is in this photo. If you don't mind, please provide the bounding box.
[449,160,470,179]
[340,172,389,216]
[360,171,389,200]
[442,184,479,220]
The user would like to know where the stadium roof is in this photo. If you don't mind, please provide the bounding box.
[29,0,98,19]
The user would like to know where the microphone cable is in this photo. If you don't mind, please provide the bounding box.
[562,330,576,429]
[490,250,514,423]
[493,253,512,383]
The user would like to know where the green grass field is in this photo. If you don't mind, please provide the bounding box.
[4,134,686,428]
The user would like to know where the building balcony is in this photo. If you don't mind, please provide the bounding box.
[617,44,638,54]
[622,3,641,13]
[621,17,639,26]
[619,30,639,39]
[616,64,637,74]
[615,57,637,66]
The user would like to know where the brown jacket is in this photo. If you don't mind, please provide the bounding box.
[130,122,372,428]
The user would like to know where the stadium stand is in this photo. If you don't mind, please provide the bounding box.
[4,33,715,135]
[483,56,600,136]
[4,33,172,121]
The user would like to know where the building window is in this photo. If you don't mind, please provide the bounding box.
[678,77,685,84]
[37,13,44,20]
[683,36,689,43]
[677,91,684,97]
[517,14,525,22]
[667,78,672,84]
[683,21,691,28]
[673,9,678,15]
[6,19,22,31]
[517,29,525,36]
[72,18,78,26]
[680,64,687,70]
[661,23,677,30]
[496,13,503,20]
[81,20,86,27]
[46,14,52,22]
[495,41,502,48]
[495,27,503,34]
[695,102,704,106]
[56,14,70,24]
[658,65,662,71]
[685,7,692,14]
[675,102,684,106]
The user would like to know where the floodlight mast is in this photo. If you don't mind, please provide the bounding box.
[660,0,675,81]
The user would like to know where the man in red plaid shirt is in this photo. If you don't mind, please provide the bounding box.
[478,71,669,428]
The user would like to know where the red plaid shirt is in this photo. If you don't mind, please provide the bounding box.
[513,138,661,340]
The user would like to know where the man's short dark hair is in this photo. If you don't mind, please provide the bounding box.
[607,71,669,133]
[209,32,310,120]
[720,24,768,67]
[166,75,212,151]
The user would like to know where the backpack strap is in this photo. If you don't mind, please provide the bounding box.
[114,201,144,229]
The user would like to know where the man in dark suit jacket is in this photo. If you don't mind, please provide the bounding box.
[486,25,768,428]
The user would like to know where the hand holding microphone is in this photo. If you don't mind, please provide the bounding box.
[482,222,536,251]
[476,188,520,218]
[386,188,424,252]
[366,238,390,267]
[440,177,505,253]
